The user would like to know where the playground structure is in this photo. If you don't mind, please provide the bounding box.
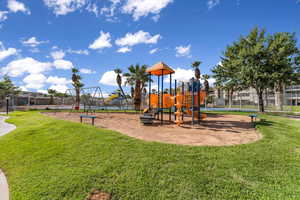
[44,62,261,146]
[145,62,207,126]
[65,86,105,113]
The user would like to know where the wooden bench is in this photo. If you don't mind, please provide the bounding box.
[80,115,97,126]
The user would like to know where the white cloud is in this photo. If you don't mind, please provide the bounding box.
[23,73,47,89]
[152,14,160,22]
[43,0,87,15]
[166,67,194,83]
[1,57,52,77]
[37,89,48,94]
[89,31,112,50]
[46,76,71,93]
[7,0,30,14]
[53,59,74,70]
[86,3,99,16]
[99,70,121,86]
[117,46,132,53]
[22,37,48,47]
[67,49,89,55]
[0,42,17,61]
[51,50,65,60]
[175,45,191,58]
[149,48,158,54]
[99,0,121,21]
[122,0,173,21]
[206,77,216,86]
[43,0,171,21]
[207,0,220,9]
[115,30,161,47]
[164,68,216,86]
[0,11,8,22]
[79,68,96,74]
[49,84,69,93]
[46,76,71,85]
[19,85,28,91]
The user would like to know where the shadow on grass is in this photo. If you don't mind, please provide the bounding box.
[255,119,274,127]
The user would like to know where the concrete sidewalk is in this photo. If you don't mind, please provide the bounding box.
[0,116,16,200]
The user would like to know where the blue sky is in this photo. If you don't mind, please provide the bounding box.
[0,0,299,96]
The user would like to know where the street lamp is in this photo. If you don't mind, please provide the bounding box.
[5,95,9,115]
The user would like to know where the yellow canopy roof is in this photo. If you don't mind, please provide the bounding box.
[146,62,175,76]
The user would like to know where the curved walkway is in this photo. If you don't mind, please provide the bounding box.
[0,116,16,200]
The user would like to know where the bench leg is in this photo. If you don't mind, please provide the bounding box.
[92,118,94,126]
[80,116,82,123]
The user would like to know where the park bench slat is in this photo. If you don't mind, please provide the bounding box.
[80,115,97,126]
[80,115,97,118]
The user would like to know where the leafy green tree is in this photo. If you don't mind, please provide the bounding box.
[212,43,244,108]
[266,32,300,110]
[0,75,19,100]
[214,27,300,112]
[123,64,150,110]
[71,68,84,109]
[237,28,300,112]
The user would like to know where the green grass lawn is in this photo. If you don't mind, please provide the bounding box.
[0,112,300,199]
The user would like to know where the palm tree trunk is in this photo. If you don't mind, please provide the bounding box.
[133,81,142,110]
[118,84,128,104]
[75,88,80,110]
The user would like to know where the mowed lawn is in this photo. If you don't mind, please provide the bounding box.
[0,112,300,200]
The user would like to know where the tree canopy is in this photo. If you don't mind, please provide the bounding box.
[123,64,150,110]
[0,75,19,100]
[212,27,300,112]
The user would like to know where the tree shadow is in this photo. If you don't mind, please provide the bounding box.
[254,119,274,127]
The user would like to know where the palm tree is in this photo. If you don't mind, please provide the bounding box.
[202,74,210,108]
[71,68,84,110]
[123,64,150,110]
[131,87,134,98]
[114,68,122,87]
[114,68,128,103]
[192,61,202,79]
[202,74,210,94]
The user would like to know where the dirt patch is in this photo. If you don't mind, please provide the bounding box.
[45,112,262,146]
[86,189,111,200]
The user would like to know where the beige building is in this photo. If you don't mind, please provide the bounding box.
[213,85,300,107]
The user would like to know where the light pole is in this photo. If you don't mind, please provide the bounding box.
[6,95,9,115]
